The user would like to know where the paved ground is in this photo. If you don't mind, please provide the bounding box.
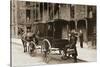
[11,38,96,67]
[12,42,45,67]
[76,42,97,62]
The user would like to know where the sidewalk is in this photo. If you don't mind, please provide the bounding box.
[76,42,97,62]
[11,38,97,62]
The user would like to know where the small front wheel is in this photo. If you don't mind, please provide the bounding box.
[28,41,37,56]
[42,39,51,63]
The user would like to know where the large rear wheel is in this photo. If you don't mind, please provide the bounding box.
[42,39,51,63]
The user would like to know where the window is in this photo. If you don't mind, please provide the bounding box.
[87,6,96,19]
[70,5,75,18]
[26,10,30,23]
[26,2,30,6]
[26,10,30,19]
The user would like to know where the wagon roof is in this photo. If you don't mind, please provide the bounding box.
[33,19,73,25]
[33,22,46,24]
[47,19,69,25]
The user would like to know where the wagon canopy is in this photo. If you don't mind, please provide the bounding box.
[47,19,69,25]
[46,19,70,48]
[47,19,69,39]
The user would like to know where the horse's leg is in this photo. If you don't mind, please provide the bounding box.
[24,45,27,53]
[30,44,34,54]
[21,40,24,46]
[23,41,26,52]
[21,39,25,52]
[25,42,29,53]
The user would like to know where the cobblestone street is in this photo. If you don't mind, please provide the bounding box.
[11,38,96,67]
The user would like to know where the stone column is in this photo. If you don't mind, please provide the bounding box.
[38,3,40,21]
[75,19,77,31]
[85,19,88,42]
[58,4,61,19]
[42,3,44,23]
[47,3,49,21]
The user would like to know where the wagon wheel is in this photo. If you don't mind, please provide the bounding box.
[61,48,68,60]
[42,39,51,63]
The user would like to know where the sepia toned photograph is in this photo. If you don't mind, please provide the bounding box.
[11,0,97,67]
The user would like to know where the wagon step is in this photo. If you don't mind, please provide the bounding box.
[50,48,59,51]
[36,46,41,49]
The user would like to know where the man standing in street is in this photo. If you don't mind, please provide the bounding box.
[79,30,83,48]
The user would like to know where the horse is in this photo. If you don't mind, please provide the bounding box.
[21,32,38,54]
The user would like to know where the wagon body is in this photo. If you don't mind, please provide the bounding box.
[36,19,70,49]
[35,19,78,62]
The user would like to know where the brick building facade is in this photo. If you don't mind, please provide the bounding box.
[11,0,96,47]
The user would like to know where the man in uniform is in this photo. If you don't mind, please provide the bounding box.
[79,30,83,48]
[69,30,78,62]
